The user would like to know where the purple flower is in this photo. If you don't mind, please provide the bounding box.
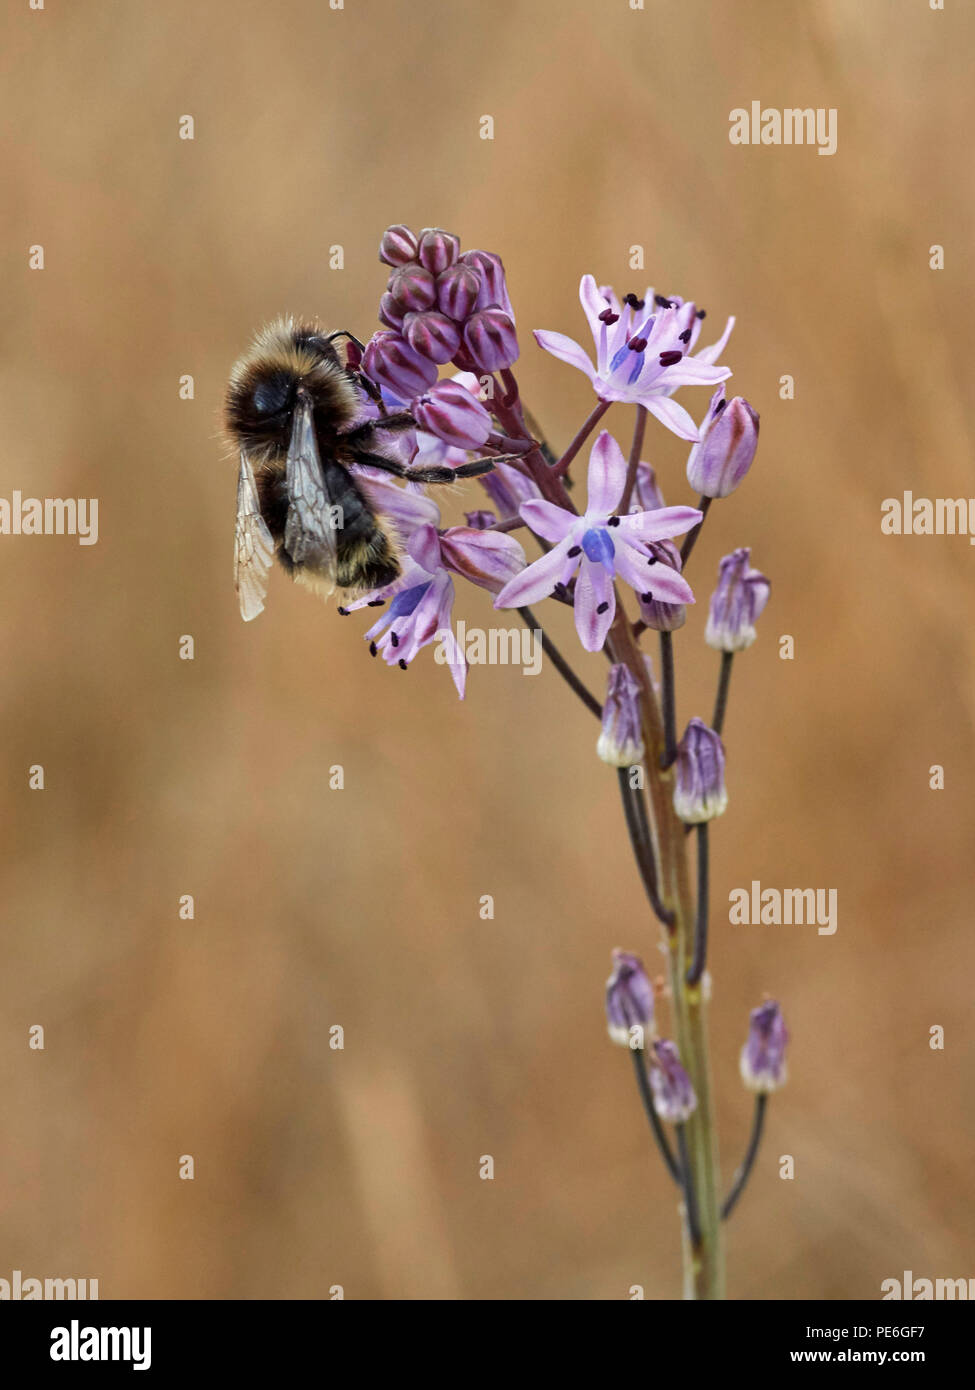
[416,226,460,275]
[412,379,492,450]
[533,276,733,441]
[463,308,519,372]
[460,249,515,319]
[494,431,700,652]
[740,1000,789,1094]
[379,224,418,267]
[362,330,437,397]
[649,1040,697,1123]
[402,311,462,365]
[597,664,645,767]
[344,507,526,699]
[673,719,727,824]
[686,387,760,498]
[705,548,770,653]
[606,949,655,1048]
[437,264,481,321]
[387,263,438,313]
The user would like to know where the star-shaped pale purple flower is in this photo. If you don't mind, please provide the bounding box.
[534,276,734,441]
[494,431,701,652]
[343,492,526,698]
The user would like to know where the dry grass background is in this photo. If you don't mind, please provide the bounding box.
[0,0,972,1299]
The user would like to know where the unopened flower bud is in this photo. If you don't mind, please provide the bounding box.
[437,264,482,321]
[686,388,759,498]
[362,331,437,398]
[379,223,419,267]
[705,548,770,653]
[387,263,437,313]
[438,525,526,594]
[463,308,519,371]
[605,949,654,1048]
[630,461,667,514]
[673,718,727,824]
[417,226,460,275]
[378,292,405,331]
[480,459,540,521]
[649,1040,697,1122]
[740,1000,789,1093]
[461,249,515,318]
[597,665,645,767]
[412,379,492,450]
[464,509,496,530]
[403,311,462,365]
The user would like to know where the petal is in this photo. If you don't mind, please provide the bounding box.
[439,526,527,594]
[520,497,577,544]
[643,395,702,442]
[407,522,444,574]
[664,359,733,387]
[615,540,695,604]
[532,329,597,380]
[618,504,703,544]
[494,538,577,609]
[586,430,627,515]
[580,274,609,331]
[357,474,442,533]
[574,557,615,652]
[693,315,736,366]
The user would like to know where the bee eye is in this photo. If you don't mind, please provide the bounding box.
[252,373,293,416]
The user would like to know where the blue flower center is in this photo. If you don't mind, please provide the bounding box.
[581,527,615,569]
[388,582,431,620]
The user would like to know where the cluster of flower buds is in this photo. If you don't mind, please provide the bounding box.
[363,225,520,427]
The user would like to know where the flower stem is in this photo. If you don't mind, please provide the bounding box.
[659,631,677,768]
[618,769,674,928]
[676,1123,701,1246]
[686,823,709,986]
[550,400,611,478]
[712,651,734,736]
[721,1095,767,1219]
[630,1048,681,1185]
[679,496,712,568]
[619,405,647,514]
[515,606,601,718]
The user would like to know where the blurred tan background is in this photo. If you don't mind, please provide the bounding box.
[1,0,972,1300]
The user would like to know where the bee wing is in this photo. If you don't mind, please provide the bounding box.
[234,451,275,622]
[283,394,338,595]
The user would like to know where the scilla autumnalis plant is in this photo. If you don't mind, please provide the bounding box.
[340,223,790,1299]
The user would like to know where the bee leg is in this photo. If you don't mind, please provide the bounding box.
[343,412,415,446]
[351,450,528,484]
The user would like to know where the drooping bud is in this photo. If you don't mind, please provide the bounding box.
[438,525,526,595]
[402,311,462,365]
[362,331,437,398]
[464,509,497,531]
[704,548,770,653]
[605,949,655,1048]
[412,379,492,450]
[629,461,667,515]
[437,264,482,321]
[463,308,519,371]
[379,224,419,267]
[673,718,727,824]
[740,1000,789,1094]
[387,263,437,313]
[686,388,759,498]
[417,226,460,275]
[649,1040,697,1122]
[597,665,645,767]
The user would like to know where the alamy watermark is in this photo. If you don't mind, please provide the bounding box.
[881,492,975,543]
[0,491,98,544]
[434,622,542,676]
[729,103,837,157]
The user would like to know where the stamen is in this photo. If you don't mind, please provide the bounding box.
[647,555,658,565]
[598,308,619,325]
[607,516,621,527]
[568,545,582,557]
[659,349,683,367]
[628,337,648,353]
[654,295,674,309]
[369,641,378,656]
[714,398,727,413]
[367,598,385,607]
[641,592,653,603]
[678,329,692,344]
[398,658,407,670]
[623,293,645,310]
[597,602,609,614]
[696,308,706,319]
[337,606,349,615]
[390,631,399,647]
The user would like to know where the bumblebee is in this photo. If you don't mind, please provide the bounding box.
[224,317,500,620]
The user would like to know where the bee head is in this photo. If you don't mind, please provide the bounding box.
[224,319,358,464]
